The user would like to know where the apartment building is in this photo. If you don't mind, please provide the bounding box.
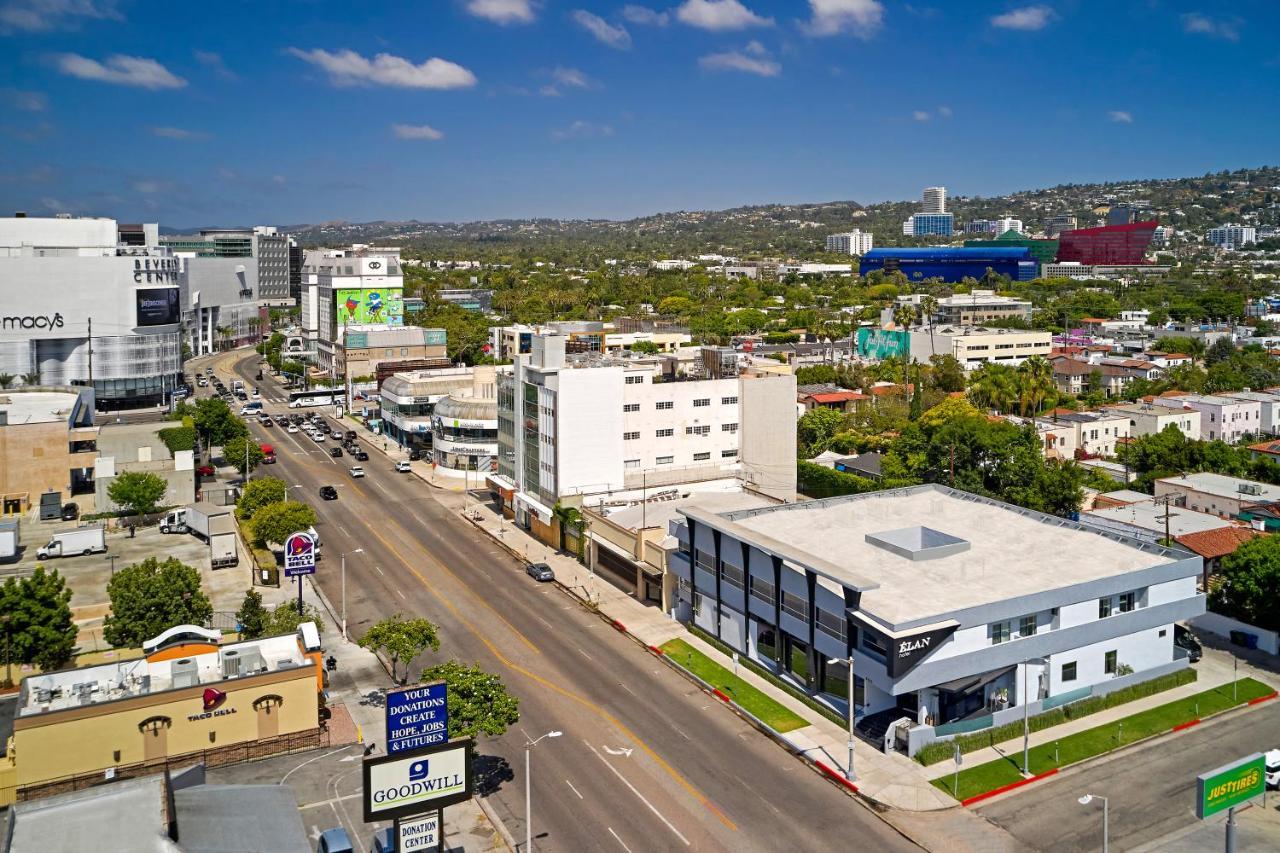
[1040,410,1131,458]
[908,327,1052,368]
[668,485,1203,749]
[1154,472,1280,519]
[1105,402,1201,440]
[825,230,874,256]
[489,322,691,361]
[933,291,1034,325]
[491,335,796,544]
[1152,394,1261,443]
[1223,390,1280,435]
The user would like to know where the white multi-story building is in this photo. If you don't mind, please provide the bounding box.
[301,246,404,372]
[1152,394,1261,443]
[1155,472,1280,519]
[992,217,1023,235]
[0,216,182,408]
[901,216,916,236]
[1206,225,1256,250]
[1223,391,1280,436]
[1104,402,1201,441]
[909,327,1051,368]
[922,186,947,214]
[492,335,796,541]
[825,230,874,256]
[1042,410,1132,458]
[378,366,475,450]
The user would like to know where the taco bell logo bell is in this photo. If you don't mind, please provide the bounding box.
[409,760,429,781]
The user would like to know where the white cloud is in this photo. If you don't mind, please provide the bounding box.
[803,0,884,38]
[990,4,1057,31]
[194,50,236,80]
[676,0,772,31]
[54,54,187,89]
[550,66,592,88]
[1,88,47,111]
[622,4,668,26]
[133,179,170,194]
[572,10,631,48]
[937,105,952,118]
[912,110,930,122]
[551,119,614,140]
[0,0,121,34]
[1108,110,1133,123]
[699,42,780,76]
[465,0,536,25]
[392,123,445,140]
[287,48,477,89]
[1181,13,1240,41]
[152,126,208,140]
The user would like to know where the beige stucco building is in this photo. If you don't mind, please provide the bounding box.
[0,388,97,517]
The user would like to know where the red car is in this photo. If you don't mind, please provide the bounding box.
[196,464,215,477]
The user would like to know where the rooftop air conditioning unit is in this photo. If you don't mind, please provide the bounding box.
[220,649,242,678]
[1239,483,1264,496]
[171,657,200,689]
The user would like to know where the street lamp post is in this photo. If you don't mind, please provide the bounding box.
[341,548,364,642]
[105,554,118,576]
[525,730,562,852]
[1078,793,1108,853]
[284,482,302,504]
[827,656,856,782]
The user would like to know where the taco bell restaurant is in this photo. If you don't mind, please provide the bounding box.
[668,485,1205,752]
[2,623,328,803]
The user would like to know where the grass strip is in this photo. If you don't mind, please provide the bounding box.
[661,638,808,733]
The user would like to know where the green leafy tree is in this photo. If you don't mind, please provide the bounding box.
[928,354,966,393]
[0,566,77,677]
[263,600,326,636]
[192,397,247,446]
[1211,535,1280,631]
[1016,356,1054,416]
[103,557,213,648]
[359,614,441,684]
[250,501,317,548]
[656,295,696,316]
[797,407,847,457]
[420,660,520,738]
[223,435,264,476]
[237,477,286,520]
[235,588,270,639]
[629,340,659,354]
[107,470,169,518]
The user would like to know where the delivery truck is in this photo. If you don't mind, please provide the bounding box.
[0,519,18,562]
[159,508,188,534]
[208,512,239,569]
[36,525,107,559]
[185,502,231,542]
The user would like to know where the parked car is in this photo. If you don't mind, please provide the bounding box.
[1174,624,1202,663]
[319,485,338,500]
[330,446,343,457]
[395,460,412,473]
[407,448,422,461]
[526,562,554,582]
[260,418,274,428]
[287,424,299,434]
[316,828,354,853]
[349,466,365,478]
[196,464,215,477]
[60,502,79,521]
[312,432,326,442]
[1266,749,1280,790]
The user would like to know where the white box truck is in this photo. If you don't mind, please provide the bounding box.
[0,519,18,562]
[36,526,107,559]
[159,508,188,534]
[209,513,239,569]
[185,502,231,541]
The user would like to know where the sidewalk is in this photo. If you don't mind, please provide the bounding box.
[922,645,1280,782]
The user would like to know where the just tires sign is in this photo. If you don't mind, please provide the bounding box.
[1196,753,1265,820]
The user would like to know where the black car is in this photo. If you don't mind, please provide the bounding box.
[354,450,369,461]
[319,485,339,500]
[407,448,422,461]
[329,446,343,457]
[526,562,554,582]
[1174,624,1202,662]
[60,502,79,521]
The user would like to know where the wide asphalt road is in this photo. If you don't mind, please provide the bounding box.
[978,701,1280,852]
[217,352,918,853]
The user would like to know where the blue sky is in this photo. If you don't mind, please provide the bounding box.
[1,1,1277,227]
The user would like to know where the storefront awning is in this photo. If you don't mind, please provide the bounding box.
[934,664,1016,696]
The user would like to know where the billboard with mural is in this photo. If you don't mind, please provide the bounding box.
[856,327,910,360]
[336,288,404,327]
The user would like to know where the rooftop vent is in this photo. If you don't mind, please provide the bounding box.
[865,526,970,561]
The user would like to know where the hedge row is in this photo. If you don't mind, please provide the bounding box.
[916,667,1197,765]
[796,460,880,498]
[158,425,197,454]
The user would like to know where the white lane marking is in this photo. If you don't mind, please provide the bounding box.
[607,827,633,853]
[339,525,350,537]
[618,682,638,698]
[585,742,690,846]
[565,779,584,800]
[376,566,385,576]
[671,726,691,741]
[396,589,406,600]
[373,480,391,495]
[533,614,555,631]
[577,647,593,661]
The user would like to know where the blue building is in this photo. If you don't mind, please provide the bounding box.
[912,213,954,237]
[860,247,1038,283]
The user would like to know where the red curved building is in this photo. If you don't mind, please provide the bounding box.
[1056,220,1158,265]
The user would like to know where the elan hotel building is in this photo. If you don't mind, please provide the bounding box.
[0,216,183,408]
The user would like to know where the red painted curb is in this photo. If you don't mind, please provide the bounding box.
[1172,719,1201,732]
[961,768,1058,807]
[1248,692,1278,706]
[711,688,731,703]
[816,761,859,793]
[648,645,664,655]
[611,619,627,632]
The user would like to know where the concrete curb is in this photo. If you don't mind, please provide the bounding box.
[474,794,518,853]
[961,769,1058,807]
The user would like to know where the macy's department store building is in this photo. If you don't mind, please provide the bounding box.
[1,624,328,804]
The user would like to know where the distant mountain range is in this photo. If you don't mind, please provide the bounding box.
[172,165,1280,258]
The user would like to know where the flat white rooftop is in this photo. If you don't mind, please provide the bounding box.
[0,391,82,425]
[698,485,1177,626]
[1084,501,1236,537]
[1158,472,1280,502]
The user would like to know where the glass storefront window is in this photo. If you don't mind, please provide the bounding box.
[756,624,777,661]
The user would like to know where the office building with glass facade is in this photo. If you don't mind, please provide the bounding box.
[1057,221,1158,265]
[860,247,1038,283]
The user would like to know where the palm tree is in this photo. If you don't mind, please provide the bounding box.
[892,304,915,331]
[20,372,40,386]
[920,295,939,356]
[551,503,585,554]
[0,374,14,389]
[1016,356,1054,416]
[215,326,234,352]
[969,363,1018,413]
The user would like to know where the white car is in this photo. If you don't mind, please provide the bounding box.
[349,466,365,478]
[330,430,343,440]
[1266,749,1280,790]
[286,424,299,434]
[311,431,325,442]
[395,460,412,473]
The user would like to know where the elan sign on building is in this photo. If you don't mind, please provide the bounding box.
[363,739,473,822]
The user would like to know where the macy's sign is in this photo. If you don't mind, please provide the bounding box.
[2,312,64,331]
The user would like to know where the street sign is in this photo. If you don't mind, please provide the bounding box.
[363,738,473,823]
[283,532,316,577]
[396,812,440,852]
[1196,753,1265,820]
[386,681,449,754]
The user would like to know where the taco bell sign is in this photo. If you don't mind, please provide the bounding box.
[386,681,449,753]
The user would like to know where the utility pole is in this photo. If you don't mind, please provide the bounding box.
[87,316,93,387]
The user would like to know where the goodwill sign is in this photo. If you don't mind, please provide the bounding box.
[363,740,473,822]
[386,681,449,753]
